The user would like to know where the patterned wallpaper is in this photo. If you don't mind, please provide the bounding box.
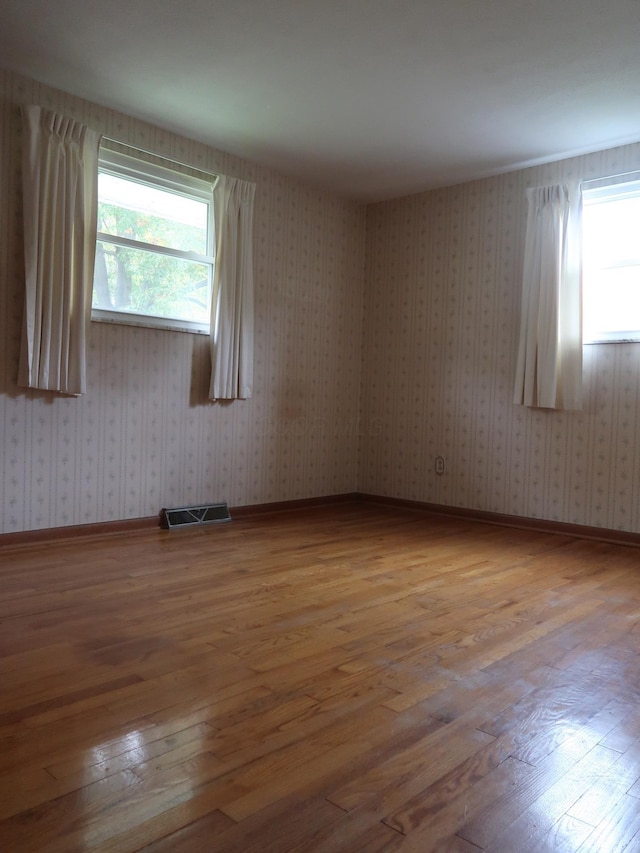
[360,142,640,534]
[3,67,640,536]
[0,70,366,533]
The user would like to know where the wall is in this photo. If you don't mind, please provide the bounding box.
[360,142,640,534]
[4,70,640,538]
[0,70,367,533]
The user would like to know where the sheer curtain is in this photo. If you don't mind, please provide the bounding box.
[209,175,256,400]
[19,105,101,396]
[513,182,583,410]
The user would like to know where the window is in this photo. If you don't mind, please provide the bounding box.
[582,177,640,343]
[92,149,215,333]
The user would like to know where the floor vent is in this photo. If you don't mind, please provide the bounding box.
[161,502,231,530]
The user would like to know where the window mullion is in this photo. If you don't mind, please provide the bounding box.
[97,232,214,265]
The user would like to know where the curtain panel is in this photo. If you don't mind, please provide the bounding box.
[209,175,256,401]
[19,105,101,396]
[513,182,583,410]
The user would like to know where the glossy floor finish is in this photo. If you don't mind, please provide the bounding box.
[2,505,640,852]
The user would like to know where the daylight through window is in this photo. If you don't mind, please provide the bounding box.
[92,149,216,333]
[582,177,640,343]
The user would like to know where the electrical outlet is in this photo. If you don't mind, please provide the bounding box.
[435,455,446,475]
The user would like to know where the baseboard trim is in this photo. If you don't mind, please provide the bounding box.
[0,515,161,550]
[0,494,359,549]
[2,492,638,550]
[356,493,640,548]
[231,493,360,519]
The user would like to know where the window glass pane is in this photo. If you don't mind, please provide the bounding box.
[584,265,640,339]
[583,196,640,268]
[98,173,208,254]
[582,185,640,342]
[93,241,211,325]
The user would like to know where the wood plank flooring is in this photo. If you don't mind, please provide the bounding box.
[1,503,640,851]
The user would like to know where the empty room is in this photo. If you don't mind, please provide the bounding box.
[2,1,640,850]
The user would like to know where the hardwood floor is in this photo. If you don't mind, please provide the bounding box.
[1,503,640,851]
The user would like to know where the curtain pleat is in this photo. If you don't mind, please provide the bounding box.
[514,183,583,410]
[209,175,255,400]
[19,105,100,395]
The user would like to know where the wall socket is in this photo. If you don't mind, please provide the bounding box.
[435,455,446,475]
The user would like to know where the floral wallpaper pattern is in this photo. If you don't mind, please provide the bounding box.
[0,70,366,533]
[360,142,640,533]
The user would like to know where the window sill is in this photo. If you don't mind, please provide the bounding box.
[584,337,640,345]
[91,310,210,335]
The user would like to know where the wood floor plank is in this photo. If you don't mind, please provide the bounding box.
[0,768,142,851]
[282,805,395,853]
[328,725,495,813]
[575,793,640,853]
[125,808,235,852]
[481,743,620,851]
[530,814,595,852]
[457,720,628,849]
[2,504,640,850]
[568,739,640,826]
[419,777,534,851]
[384,752,533,840]
[81,753,235,848]
[219,704,401,821]
[90,778,247,852]
[197,796,347,853]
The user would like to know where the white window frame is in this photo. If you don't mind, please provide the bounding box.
[92,148,216,334]
[582,176,640,344]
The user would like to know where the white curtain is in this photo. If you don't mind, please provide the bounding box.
[19,105,101,396]
[209,175,256,400]
[513,182,583,410]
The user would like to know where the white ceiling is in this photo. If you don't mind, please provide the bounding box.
[2,0,640,201]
